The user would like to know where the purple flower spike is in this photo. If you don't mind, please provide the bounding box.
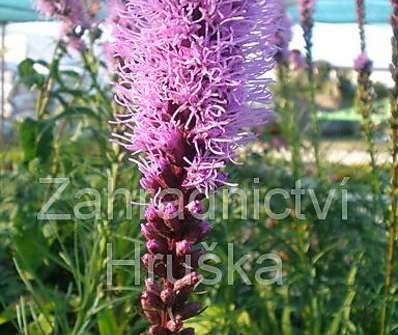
[108,0,278,333]
[354,53,373,73]
[110,0,277,195]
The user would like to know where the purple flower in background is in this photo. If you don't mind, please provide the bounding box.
[356,0,365,28]
[274,9,292,64]
[289,49,306,70]
[36,0,90,48]
[299,0,315,66]
[354,53,373,73]
[109,0,278,333]
[355,0,366,52]
[299,0,315,31]
[391,0,398,38]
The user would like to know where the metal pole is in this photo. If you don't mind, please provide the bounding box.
[0,22,5,147]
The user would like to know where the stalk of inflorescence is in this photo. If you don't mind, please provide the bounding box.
[354,0,383,222]
[274,10,302,181]
[299,0,321,177]
[108,1,278,334]
[379,2,398,334]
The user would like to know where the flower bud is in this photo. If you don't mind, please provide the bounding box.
[147,239,168,255]
[186,200,204,215]
[141,223,157,240]
[162,202,182,231]
[174,272,201,291]
[166,317,183,332]
[145,204,160,222]
[141,291,163,310]
[160,287,174,305]
[142,253,167,277]
[176,240,192,257]
[142,253,153,268]
[145,279,161,295]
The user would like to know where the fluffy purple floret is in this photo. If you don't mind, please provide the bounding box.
[110,0,278,195]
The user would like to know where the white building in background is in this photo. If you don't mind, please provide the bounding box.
[291,23,394,87]
[0,21,394,129]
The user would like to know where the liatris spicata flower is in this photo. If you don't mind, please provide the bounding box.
[274,9,292,64]
[36,0,90,49]
[354,53,373,73]
[109,1,278,334]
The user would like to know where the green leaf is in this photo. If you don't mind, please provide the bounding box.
[97,309,121,335]
[18,58,45,89]
[28,314,54,335]
[19,118,53,165]
[13,225,50,274]
[51,107,100,123]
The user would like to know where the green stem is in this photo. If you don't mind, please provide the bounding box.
[307,65,321,177]
[276,64,302,181]
[36,42,62,120]
[80,49,112,114]
[357,74,383,221]
[303,27,322,177]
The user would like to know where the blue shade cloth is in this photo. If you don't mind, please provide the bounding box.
[0,0,393,23]
[0,1,39,23]
[288,0,391,24]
